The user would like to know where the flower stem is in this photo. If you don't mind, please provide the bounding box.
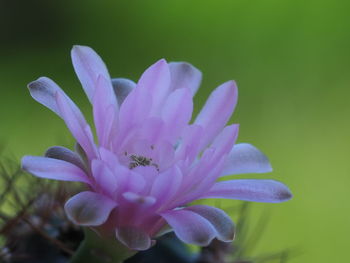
[69,229,135,263]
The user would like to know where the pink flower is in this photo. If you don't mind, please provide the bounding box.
[22,46,292,251]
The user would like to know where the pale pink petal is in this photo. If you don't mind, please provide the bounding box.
[137,59,171,115]
[55,91,97,160]
[91,159,118,196]
[179,147,216,194]
[21,156,90,183]
[151,166,183,208]
[153,141,175,171]
[137,118,164,146]
[64,191,116,226]
[201,179,293,203]
[71,45,112,103]
[45,146,86,171]
[116,227,152,251]
[186,205,234,242]
[28,77,63,115]
[162,88,193,143]
[175,125,203,163]
[128,139,154,160]
[195,81,238,149]
[222,143,272,176]
[122,192,156,207]
[115,167,146,195]
[112,78,136,106]
[131,166,158,194]
[28,77,81,118]
[117,86,153,142]
[99,147,120,169]
[169,62,202,95]
[28,78,97,155]
[93,75,118,147]
[161,209,216,246]
[211,124,239,160]
[176,156,226,205]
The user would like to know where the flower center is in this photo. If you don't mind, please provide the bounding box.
[128,154,159,171]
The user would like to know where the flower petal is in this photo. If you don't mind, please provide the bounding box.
[211,124,239,160]
[27,77,62,115]
[201,179,293,203]
[93,75,118,147]
[55,91,97,160]
[99,147,120,169]
[161,209,216,246]
[186,205,234,242]
[137,59,171,115]
[176,154,226,205]
[162,88,193,143]
[71,45,112,103]
[122,192,156,207]
[91,159,118,196]
[21,156,89,183]
[45,146,86,171]
[64,191,116,226]
[151,165,183,208]
[29,77,97,160]
[27,77,80,117]
[195,80,238,149]
[116,227,152,251]
[117,85,152,143]
[175,124,203,163]
[137,118,164,146]
[222,143,272,176]
[112,78,136,106]
[169,62,202,95]
[114,166,146,195]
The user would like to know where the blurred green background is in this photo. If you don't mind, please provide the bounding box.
[0,0,349,262]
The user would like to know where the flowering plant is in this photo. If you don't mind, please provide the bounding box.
[22,46,291,260]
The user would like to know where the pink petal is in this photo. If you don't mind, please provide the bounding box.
[117,86,153,143]
[99,147,120,169]
[137,118,165,146]
[186,205,234,242]
[71,45,112,103]
[131,166,157,194]
[169,62,202,95]
[153,141,175,171]
[28,77,82,119]
[162,88,193,143]
[64,191,116,226]
[93,75,118,147]
[179,147,216,195]
[201,179,293,203]
[55,91,97,160]
[45,146,86,171]
[175,124,203,163]
[222,143,272,176]
[151,166,183,208]
[116,227,152,251]
[137,59,171,115]
[211,124,239,160]
[21,156,90,183]
[195,81,238,149]
[28,77,64,115]
[114,166,146,195]
[112,78,136,106]
[161,209,216,246]
[91,159,118,196]
[122,192,156,207]
[177,155,226,205]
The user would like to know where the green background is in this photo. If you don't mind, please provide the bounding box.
[1,0,349,262]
